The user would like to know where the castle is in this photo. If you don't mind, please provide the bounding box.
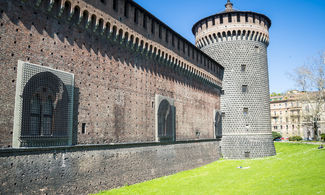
[0,0,273,194]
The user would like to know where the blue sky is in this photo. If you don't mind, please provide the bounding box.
[134,0,325,93]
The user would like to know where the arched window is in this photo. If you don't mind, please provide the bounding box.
[157,99,175,142]
[19,71,70,147]
[13,62,75,148]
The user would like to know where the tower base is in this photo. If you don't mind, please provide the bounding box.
[221,134,276,159]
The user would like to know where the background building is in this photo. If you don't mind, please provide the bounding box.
[270,90,325,140]
[270,90,303,138]
[192,0,275,159]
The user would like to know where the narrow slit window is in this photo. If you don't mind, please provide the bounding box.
[237,13,240,22]
[143,14,147,29]
[134,8,138,24]
[242,85,248,93]
[151,20,155,34]
[241,64,246,71]
[243,108,248,115]
[113,0,118,11]
[159,25,162,39]
[255,45,260,53]
[124,1,129,17]
[82,123,86,134]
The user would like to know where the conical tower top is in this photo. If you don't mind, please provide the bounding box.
[225,0,233,12]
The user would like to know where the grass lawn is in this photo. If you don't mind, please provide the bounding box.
[97,143,325,195]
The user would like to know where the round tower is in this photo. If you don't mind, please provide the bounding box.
[192,0,276,159]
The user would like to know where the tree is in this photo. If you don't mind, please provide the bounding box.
[272,131,282,140]
[290,52,325,141]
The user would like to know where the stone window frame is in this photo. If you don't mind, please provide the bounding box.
[155,95,176,142]
[13,61,74,148]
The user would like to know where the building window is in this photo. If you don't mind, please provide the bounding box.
[159,25,162,39]
[124,1,129,17]
[177,39,180,50]
[14,61,74,148]
[157,97,175,142]
[81,123,86,134]
[237,13,240,22]
[151,19,155,34]
[215,111,222,138]
[228,13,232,23]
[134,8,138,24]
[29,88,54,136]
[243,108,248,115]
[143,14,147,29]
[242,85,248,93]
[241,64,246,71]
[112,0,118,11]
[220,15,223,24]
[255,45,260,53]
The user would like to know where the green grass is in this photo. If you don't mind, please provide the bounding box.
[97,143,325,195]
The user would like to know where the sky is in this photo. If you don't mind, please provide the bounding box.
[133,0,325,93]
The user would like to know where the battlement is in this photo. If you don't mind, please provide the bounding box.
[192,9,271,48]
[24,0,223,86]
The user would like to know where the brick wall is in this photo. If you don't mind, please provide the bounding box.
[0,140,220,194]
[0,0,222,147]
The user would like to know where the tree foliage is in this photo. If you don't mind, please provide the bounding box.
[289,136,303,141]
[272,131,282,140]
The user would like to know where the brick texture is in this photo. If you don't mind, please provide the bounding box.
[0,0,222,148]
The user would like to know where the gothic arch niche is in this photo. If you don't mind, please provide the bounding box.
[155,95,175,142]
[13,61,74,147]
[215,110,222,138]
